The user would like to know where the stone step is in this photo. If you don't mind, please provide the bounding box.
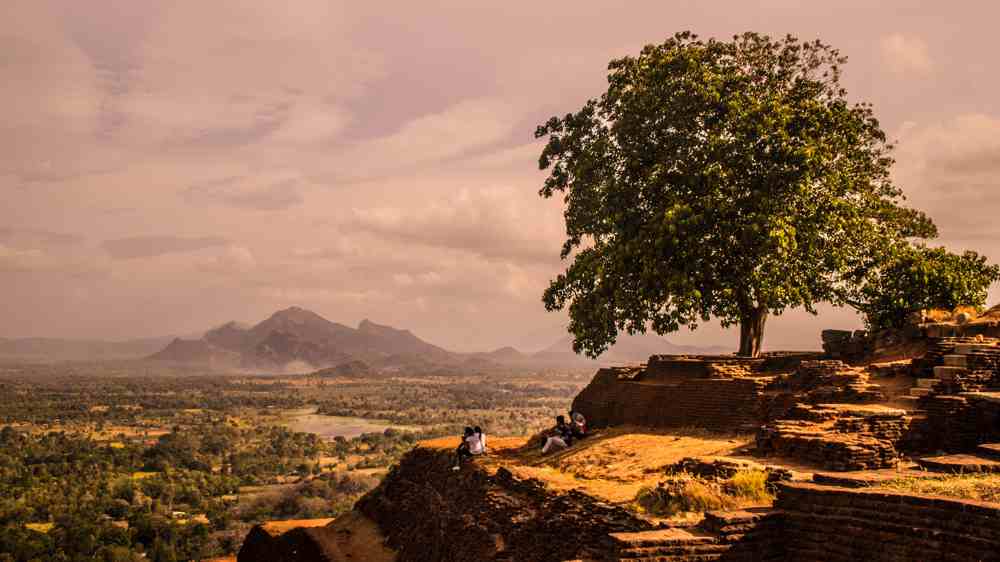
[618,544,729,557]
[610,528,716,549]
[894,395,922,407]
[909,387,932,397]
[618,554,722,562]
[954,343,998,354]
[976,443,1000,460]
[915,453,1000,473]
[933,366,967,381]
[942,354,968,367]
[915,378,938,389]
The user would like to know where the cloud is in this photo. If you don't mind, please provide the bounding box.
[268,101,350,144]
[0,228,84,249]
[0,244,110,278]
[349,186,563,263]
[894,114,1000,240]
[324,98,521,182]
[879,33,933,75]
[0,245,48,273]
[198,245,257,275]
[183,176,304,211]
[102,235,229,259]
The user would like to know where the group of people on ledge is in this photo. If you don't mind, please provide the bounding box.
[451,411,588,470]
[541,410,587,454]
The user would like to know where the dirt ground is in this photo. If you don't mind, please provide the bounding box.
[421,427,755,504]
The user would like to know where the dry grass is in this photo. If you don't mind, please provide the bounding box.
[723,469,773,502]
[262,518,336,535]
[25,522,53,533]
[475,427,750,504]
[635,468,773,518]
[517,428,748,501]
[636,477,736,516]
[418,435,529,453]
[873,473,1000,503]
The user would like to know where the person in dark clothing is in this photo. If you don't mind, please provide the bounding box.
[542,415,573,454]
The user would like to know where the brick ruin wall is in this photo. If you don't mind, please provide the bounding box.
[571,363,767,432]
[629,482,1000,561]
[572,355,867,436]
[918,393,1000,452]
[773,482,1000,562]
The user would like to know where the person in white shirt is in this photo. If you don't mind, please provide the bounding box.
[474,425,487,454]
[453,426,484,470]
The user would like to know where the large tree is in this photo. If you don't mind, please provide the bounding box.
[536,32,936,358]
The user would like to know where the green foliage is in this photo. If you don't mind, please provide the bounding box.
[536,31,935,357]
[0,369,581,560]
[844,245,999,330]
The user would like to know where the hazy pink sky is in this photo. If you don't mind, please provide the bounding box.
[2,1,999,352]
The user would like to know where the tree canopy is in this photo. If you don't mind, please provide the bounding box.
[535,31,940,358]
[844,245,1000,330]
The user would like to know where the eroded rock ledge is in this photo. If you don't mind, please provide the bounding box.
[353,447,652,561]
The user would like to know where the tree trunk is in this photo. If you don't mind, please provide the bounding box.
[738,306,768,358]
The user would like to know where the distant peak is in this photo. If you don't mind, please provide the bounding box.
[358,318,390,330]
[270,306,320,319]
[358,319,414,337]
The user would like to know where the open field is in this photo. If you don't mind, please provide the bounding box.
[281,407,423,440]
[0,364,584,560]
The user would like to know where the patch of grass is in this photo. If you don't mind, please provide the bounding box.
[873,473,1000,503]
[131,471,159,480]
[724,469,773,503]
[25,522,53,533]
[636,475,735,516]
[635,469,774,517]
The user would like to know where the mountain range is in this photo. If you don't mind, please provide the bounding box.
[2,306,729,370]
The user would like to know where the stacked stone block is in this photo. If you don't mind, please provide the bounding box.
[775,482,1000,562]
[756,405,908,471]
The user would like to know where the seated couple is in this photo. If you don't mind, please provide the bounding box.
[452,425,487,470]
[541,410,587,454]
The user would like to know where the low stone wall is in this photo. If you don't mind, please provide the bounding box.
[756,405,909,471]
[572,368,766,432]
[821,327,926,364]
[918,393,1000,452]
[775,481,1000,561]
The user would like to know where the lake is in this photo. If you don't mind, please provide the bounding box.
[282,407,419,440]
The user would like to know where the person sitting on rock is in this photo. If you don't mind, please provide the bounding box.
[541,415,574,454]
[569,410,587,440]
[453,426,485,470]
[474,425,487,454]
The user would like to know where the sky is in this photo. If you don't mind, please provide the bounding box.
[2,1,1000,352]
